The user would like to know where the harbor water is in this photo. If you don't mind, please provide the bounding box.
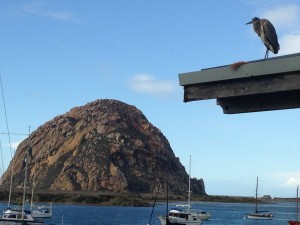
[1,201,297,225]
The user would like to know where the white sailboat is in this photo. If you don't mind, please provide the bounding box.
[1,209,44,225]
[158,210,201,225]
[30,164,53,218]
[245,177,273,220]
[0,79,44,224]
[176,156,211,220]
[157,156,202,225]
[30,204,52,219]
[1,137,45,225]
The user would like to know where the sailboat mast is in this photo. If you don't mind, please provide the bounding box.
[7,151,14,208]
[30,169,35,211]
[297,185,299,222]
[255,177,258,213]
[166,175,169,218]
[22,149,29,219]
[188,155,191,209]
[22,127,31,219]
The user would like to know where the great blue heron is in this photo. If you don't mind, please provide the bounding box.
[246,17,280,59]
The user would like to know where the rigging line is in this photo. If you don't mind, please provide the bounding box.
[0,73,14,207]
[148,183,160,225]
[0,74,13,159]
[148,154,171,225]
[0,141,4,178]
[0,132,29,136]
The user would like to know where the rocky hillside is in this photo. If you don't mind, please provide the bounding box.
[1,99,205,195]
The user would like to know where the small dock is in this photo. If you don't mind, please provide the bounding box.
[179,53,300,114]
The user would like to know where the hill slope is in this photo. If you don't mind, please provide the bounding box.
[1,99,205,195]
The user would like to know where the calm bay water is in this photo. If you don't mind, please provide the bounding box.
[1,201,297,225]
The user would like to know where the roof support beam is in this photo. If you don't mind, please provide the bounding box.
[217,90,300,114]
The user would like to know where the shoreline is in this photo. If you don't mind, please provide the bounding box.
[0,190,294,207]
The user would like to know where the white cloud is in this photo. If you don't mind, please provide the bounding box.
[21,1,78,22]
[9,141,21,149]
[278,33,300,55]
[284,177,300,187]
[271,171,300,187]
[128,74,179,99]
[261,5,300,29]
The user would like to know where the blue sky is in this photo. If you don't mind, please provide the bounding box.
[0,0,299,197]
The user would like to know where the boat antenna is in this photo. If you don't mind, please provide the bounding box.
[0,74,14,207]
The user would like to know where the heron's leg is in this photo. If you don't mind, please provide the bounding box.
[264,49,269,59]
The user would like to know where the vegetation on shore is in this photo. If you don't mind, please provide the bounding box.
[0,190,283,207]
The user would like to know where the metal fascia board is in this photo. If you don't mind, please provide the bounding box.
[179,54,300,86]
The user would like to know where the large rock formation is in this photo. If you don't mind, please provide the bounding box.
[1,99,205,195]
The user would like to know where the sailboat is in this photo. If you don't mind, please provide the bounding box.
[165,209,202,225]
[30,204,52,219]
[175,156,211,220]
[158,210,202,225]
[288,186,300,225]
[157,157,202,225]
[1,137,44,225]
[30,163,53,218]
[246,177,273,220]
[0,79,44,224]
[0,210,44,225]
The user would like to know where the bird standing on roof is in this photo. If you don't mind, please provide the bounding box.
[246,17,280,59]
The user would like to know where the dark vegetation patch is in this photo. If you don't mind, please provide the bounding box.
[0,190,272,207]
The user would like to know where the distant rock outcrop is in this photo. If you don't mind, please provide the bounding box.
[1,99,205,195]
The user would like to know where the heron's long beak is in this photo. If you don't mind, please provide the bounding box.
[245,21,253,25]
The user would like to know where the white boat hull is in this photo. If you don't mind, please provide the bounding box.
[1,209,44,225]
[31,204,53,218]
[31,213,52,218]
[158,216,167,225]
[169,216,201,224]
[0,220,44,225]
[246,213,273,220]
[191,212,211,220]
[158,215,202,225]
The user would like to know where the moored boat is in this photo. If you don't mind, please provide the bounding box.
[246,211,273,220]
[1,206,44,225]
[245,177,273,220]
[190,210,211,221]
[288,186,300,225]
[158,208,202,225]
[179,156,211,221]
[30,160,53,218]
[175,204,211,221]
[288,221,300,225]
[31,204,53,218]
[1,138,45,225]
